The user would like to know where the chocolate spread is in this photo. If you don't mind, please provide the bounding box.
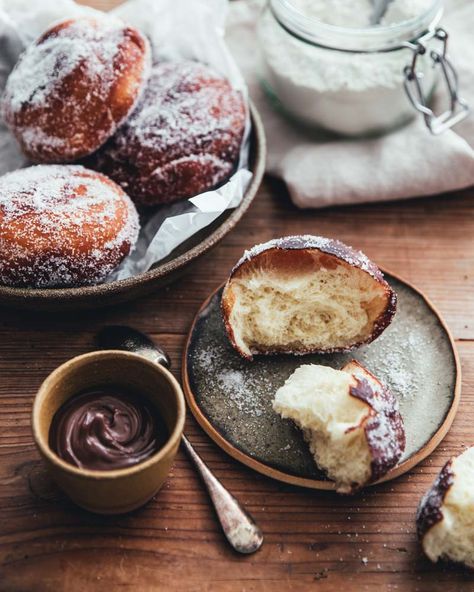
[49,388,168,471]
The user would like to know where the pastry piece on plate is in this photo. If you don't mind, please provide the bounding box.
[222,235,397,360]
[2,15,150,163]
[273,360,405,493]
[417,447,474,569]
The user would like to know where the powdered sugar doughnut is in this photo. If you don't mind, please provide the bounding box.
[2,16,151,163]
[91,60,246,207]
[0,165,140,288]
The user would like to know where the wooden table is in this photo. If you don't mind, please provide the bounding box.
[2,2,474,591]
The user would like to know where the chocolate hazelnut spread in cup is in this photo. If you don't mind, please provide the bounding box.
[32,351,185,514]
[49,388,169,472]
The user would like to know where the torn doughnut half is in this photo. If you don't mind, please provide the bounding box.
[221,236,396,360]
[273,360,406,493]
[417,447,474,569]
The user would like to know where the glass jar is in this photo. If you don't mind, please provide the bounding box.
[257,0,469,137]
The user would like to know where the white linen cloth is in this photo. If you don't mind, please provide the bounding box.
[226,0,474,207]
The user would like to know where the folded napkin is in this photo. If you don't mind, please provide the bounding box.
[226,0,474,207]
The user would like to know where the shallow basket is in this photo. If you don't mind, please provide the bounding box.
[0,103,266,311]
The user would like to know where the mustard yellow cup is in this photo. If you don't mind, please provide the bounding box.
[32,350,185,514]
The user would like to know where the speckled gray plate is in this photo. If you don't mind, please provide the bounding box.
[182,273,461,489]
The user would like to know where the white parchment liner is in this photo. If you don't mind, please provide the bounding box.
[0,0,252,281]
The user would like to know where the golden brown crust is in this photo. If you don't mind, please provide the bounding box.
[221,235,397,360]
[0,165,140,288]
[2,16,151,163]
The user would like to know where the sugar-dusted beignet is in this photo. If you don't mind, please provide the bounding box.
[2,16,150,162]
[222,235,396,360]
[0,165,139,288]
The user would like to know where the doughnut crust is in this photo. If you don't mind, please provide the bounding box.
[2,16,151,163]
[222,235,397,360]
[0,165,140,288]
[91,60,246,206]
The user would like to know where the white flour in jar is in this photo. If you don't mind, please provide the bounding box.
[288,0,434,27]
[258,0,438,135]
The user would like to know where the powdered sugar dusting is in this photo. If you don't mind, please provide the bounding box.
[0,164,139,288]
[92,60,246,206]
[127,61,243,154]
[5,17,123,110]
[194,347,268,417]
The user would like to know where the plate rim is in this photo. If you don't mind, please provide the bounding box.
[181,269,462,490]
[0,102,266,309]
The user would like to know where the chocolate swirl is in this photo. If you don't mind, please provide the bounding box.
[49,389,167,471]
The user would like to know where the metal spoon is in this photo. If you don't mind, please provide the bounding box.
[96,326,264,555]
[370,0,394,25]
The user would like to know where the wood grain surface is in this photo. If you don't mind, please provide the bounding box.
[1,1,474,591]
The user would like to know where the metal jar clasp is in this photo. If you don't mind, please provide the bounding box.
[403,28,470,135]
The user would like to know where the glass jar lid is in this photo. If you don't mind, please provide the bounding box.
[270,0,444,52]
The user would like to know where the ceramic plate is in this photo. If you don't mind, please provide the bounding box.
[182,273,461,489]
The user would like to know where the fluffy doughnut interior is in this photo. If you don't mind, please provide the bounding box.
[423,448,474,567]
[273,364,372,492]
[225,249,389,357]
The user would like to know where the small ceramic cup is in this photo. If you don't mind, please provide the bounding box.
[32,350,185,514]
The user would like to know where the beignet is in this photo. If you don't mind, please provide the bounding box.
[222,236,396,360]
[273,360,405,493]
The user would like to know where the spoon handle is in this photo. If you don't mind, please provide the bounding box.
[181,435,263,554]
[95,326,263,554]
[370,0,394,24]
